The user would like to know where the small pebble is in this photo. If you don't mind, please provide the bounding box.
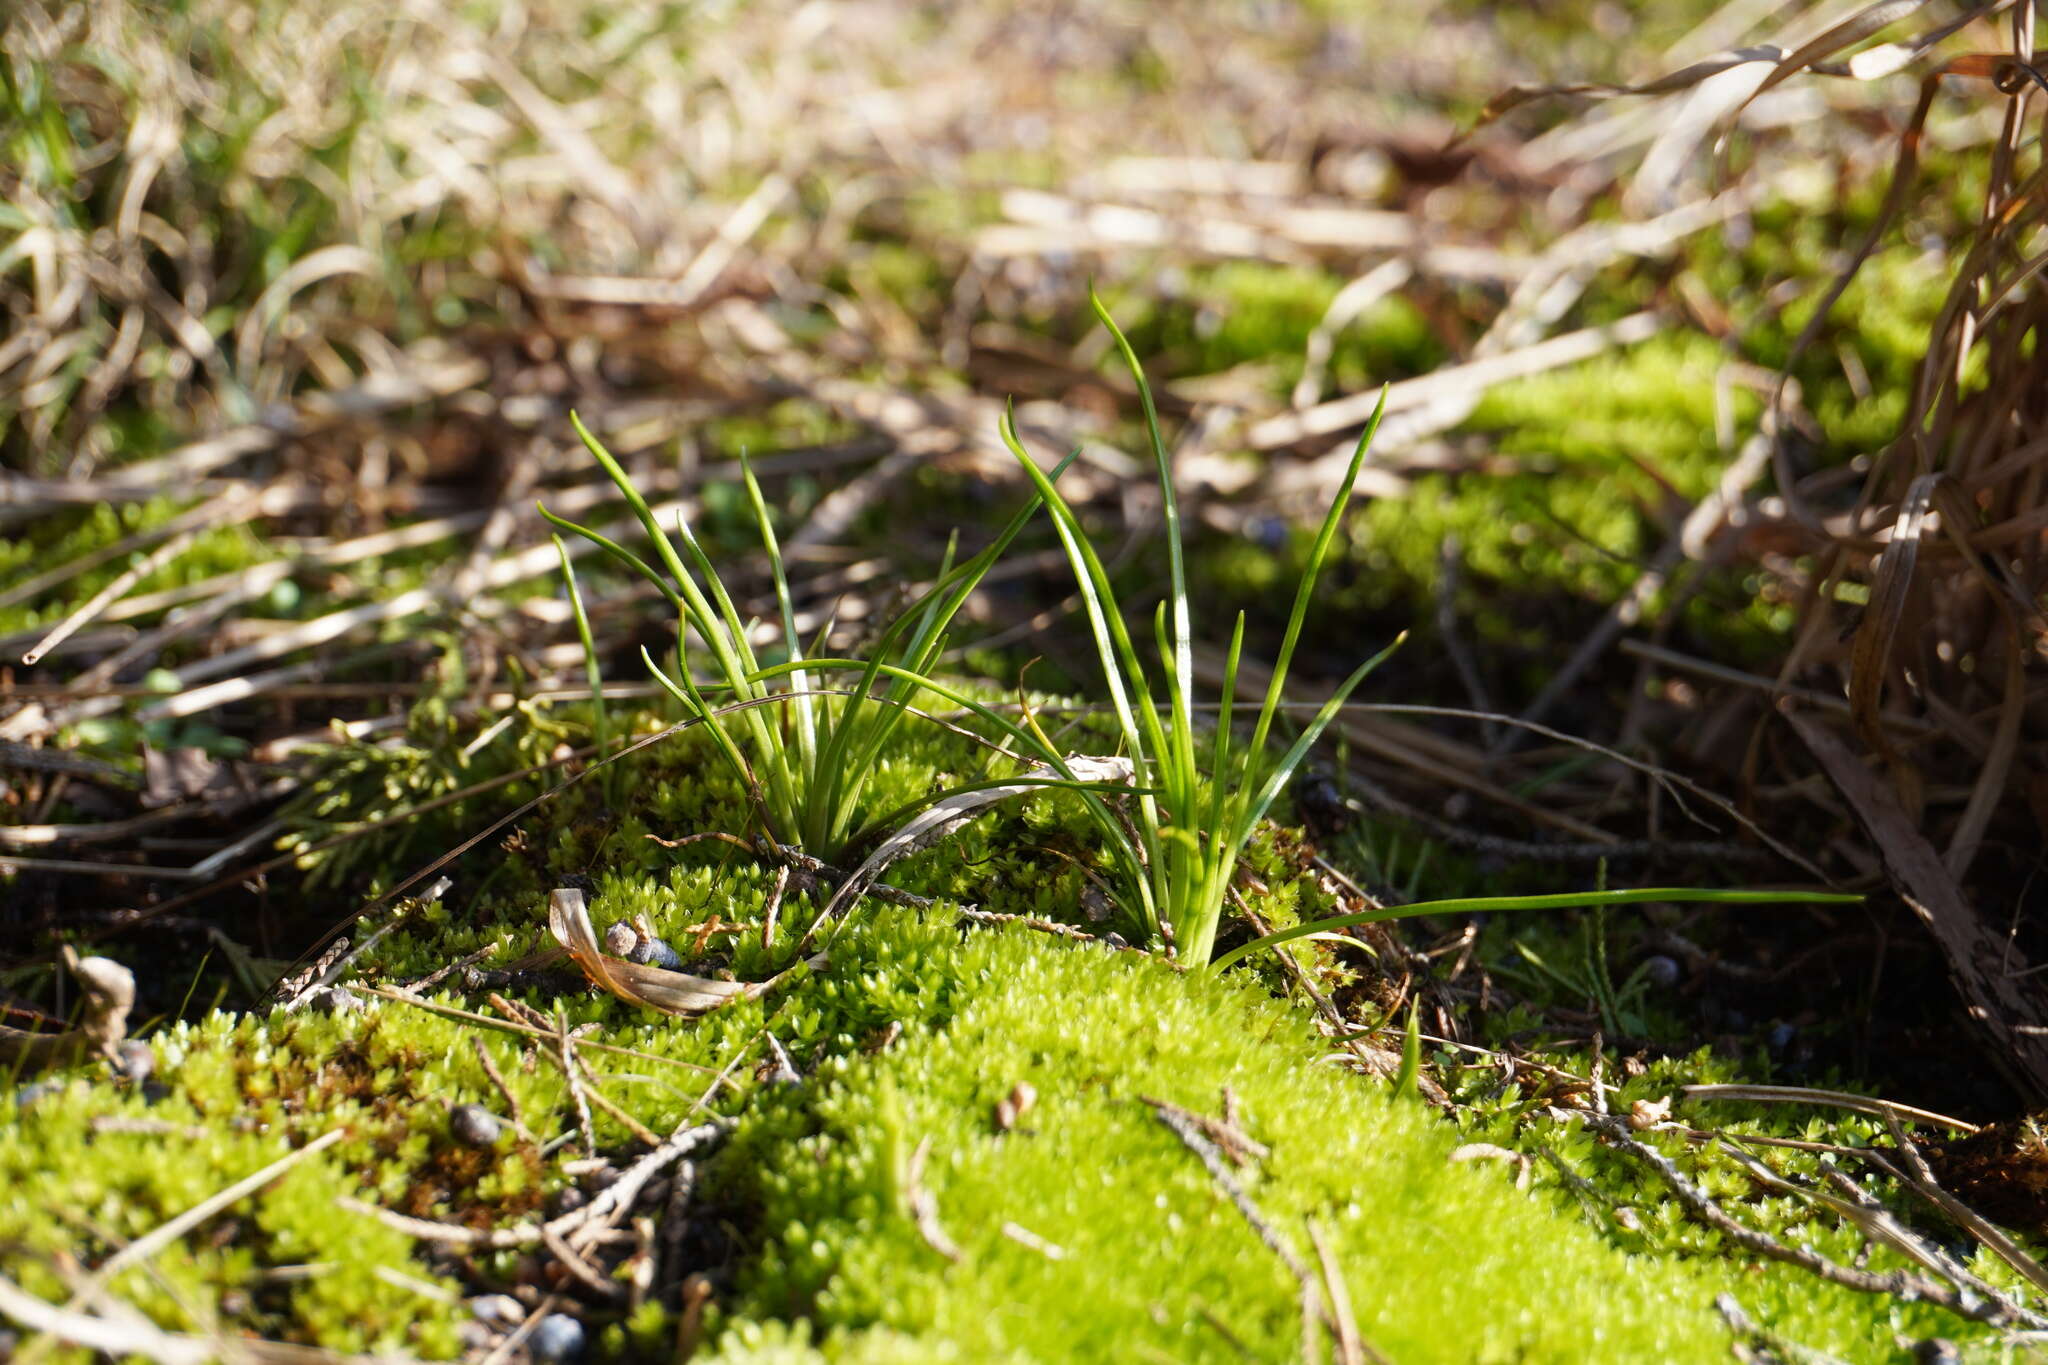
[1640,955,1682,989]
[115,1041,155,1084]
[528,1313,585,1363]
[450,1103,503,1148]
[629,936,684,970]
[469,1294,525,1327]
[14,1080,62,1111]
[306,986,364,1014]
[602,922,638,957]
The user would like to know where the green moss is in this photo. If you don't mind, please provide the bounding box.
[703,926,1722,1362]
[0,499,273,638]
[1110,262,1447,400]
[3,682,2018,1361]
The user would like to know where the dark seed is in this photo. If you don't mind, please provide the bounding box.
[450,1104,503,1148]
[1640,955,1681,989]
[528,1314,585,1363]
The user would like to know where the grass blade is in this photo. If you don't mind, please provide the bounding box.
[1210,887,1864,972]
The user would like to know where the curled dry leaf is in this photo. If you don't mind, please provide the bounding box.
[547,889,821,1018]
[995,1081,1037,1132]
[0,946,135,1074]
[1629,1096,1673,1130]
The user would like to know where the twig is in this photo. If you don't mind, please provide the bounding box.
[1872,1112,2048,1299]
[906,1137,963,1263]
[1306,1216,1385,1365]
[999,1222,1067,1260]
[1714,1294,1855,1365]
[353,985,715,1073]
[550,1006,597,1153]
[1152,1103,1323,1323]
[0,1269,403,1365]
[542,1221,626,1301]
[1141,1095,1271,1166]
[477,1291,562,1365]
[274,878,447,1011]
[1581,1112,2029,1328]
[471,1035,539,1147]
[1680,1084,1978,1134]
[339,1119,733,1249]
[761,863,789,952]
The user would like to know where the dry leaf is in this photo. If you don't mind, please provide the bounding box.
[0,947,134,1073]
[548,889,820,1018]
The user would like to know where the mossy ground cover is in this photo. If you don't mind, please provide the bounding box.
[9,1,2043,1360]
[6,702,2036,1362]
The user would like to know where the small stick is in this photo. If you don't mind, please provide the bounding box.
[358,985,715,1074]
[762,863,789,952]
[1680,1084,1978,1134]
[1582,1112,2028,1327]
[542,1221,625,1301]
[477,1291,563,1365]
[45,1129,346,1327]
[340,1121,733,1249]
[906,1137,963,1263]
[1142,1095,1270,1166]
[999,1222,1067,1260]
[554,1007,598,1154]
[21,490,255,665]
[1307,1215,1385,1365]
[471,1035,539,1147]
[1153,1104,1324,1330]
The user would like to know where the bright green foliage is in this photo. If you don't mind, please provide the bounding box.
[699,923,1980,1364]
[278,689,564,897]
[996,290,1400,964]
[1115,261,1446,398]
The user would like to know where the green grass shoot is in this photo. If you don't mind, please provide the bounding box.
[996,288,1400,965]
[1210,886,1864,972]
[540,416,1070,864]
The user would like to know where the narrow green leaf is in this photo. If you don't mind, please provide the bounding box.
[1211,887,1863,972]
[1393,994,1422,1101]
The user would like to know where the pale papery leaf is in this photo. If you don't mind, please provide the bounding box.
[548,888,822,1017]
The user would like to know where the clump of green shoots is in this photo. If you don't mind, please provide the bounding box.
[998,295,1865,966]
[998,291,1401,965]
[539,417,1059,865]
